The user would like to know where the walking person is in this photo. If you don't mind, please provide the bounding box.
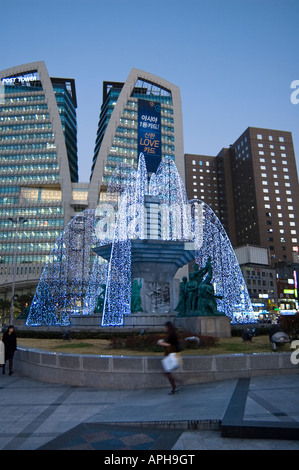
[158,321,181,395]
[3,325,17,376]
[0,333,4,374]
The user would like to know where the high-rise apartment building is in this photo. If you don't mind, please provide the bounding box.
[185,127,299,265]
[0,61,82,299]
[88,68,184,206]
[184,150,236,244]
[230,127,299,264]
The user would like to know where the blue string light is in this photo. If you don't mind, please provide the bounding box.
[27,153,254,327]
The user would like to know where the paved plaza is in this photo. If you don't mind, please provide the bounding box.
[0,371,298,450]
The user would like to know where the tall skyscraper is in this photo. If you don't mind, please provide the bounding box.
[88,68,184,207]
[185,127,299,265]
[0,61,81,300]
[230,127,299,264]
[184,150,236,245]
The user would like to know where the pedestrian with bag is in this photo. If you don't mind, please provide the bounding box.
[3,325,17,376]
[158,321,181,395]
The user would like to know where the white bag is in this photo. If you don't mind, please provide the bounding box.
[161,352,180,372]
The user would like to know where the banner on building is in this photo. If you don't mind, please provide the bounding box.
[138,99,161,173]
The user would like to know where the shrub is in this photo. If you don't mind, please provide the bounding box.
[110,333,164,351]
[278,313,299,339]
[109,331,218,352]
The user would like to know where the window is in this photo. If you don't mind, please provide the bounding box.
[279,137,285,142]
[292,238,298,243]
[259,151,265,155]
[288,206,294,211]
[257,134,263,139]
[263,188,269,193]
[269,136,273,141]
[289,214,295,219]
[262,181,268,185]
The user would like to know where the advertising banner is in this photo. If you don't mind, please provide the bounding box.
[137,99,161,173]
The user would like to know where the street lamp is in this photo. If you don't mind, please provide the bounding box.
[9,216,28,324]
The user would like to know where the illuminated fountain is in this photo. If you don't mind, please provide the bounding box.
[26,154,254,329]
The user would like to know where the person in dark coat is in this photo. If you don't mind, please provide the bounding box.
[2,325,17,376]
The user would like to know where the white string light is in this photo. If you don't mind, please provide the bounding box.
[27,153,254,326]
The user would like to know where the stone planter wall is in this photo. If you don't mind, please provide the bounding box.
[14,347,298,390]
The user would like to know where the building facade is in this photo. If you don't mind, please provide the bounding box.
[235,245,278,318]
[184,150,236,245]
[185,127,299,313]
[0,61,82,304]
[229,127,299,265]
[0,64,186,321]
[185,127,299,265]
[88,68,184,207]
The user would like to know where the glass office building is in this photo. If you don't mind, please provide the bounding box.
[88,68,184,206]
[0,64,184,314]
[0,61,80,300]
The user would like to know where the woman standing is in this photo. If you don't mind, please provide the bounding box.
[3,325,17,376]
[159,321,181,395]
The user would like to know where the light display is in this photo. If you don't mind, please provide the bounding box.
[27,153,255,327]
[26,209,100,326]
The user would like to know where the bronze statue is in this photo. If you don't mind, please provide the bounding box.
[131,279,143,312]
[175,276,188,316]
[94,284,106,313]
[176,257,224,317]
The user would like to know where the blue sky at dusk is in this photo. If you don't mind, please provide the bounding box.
[1,0,298,182]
